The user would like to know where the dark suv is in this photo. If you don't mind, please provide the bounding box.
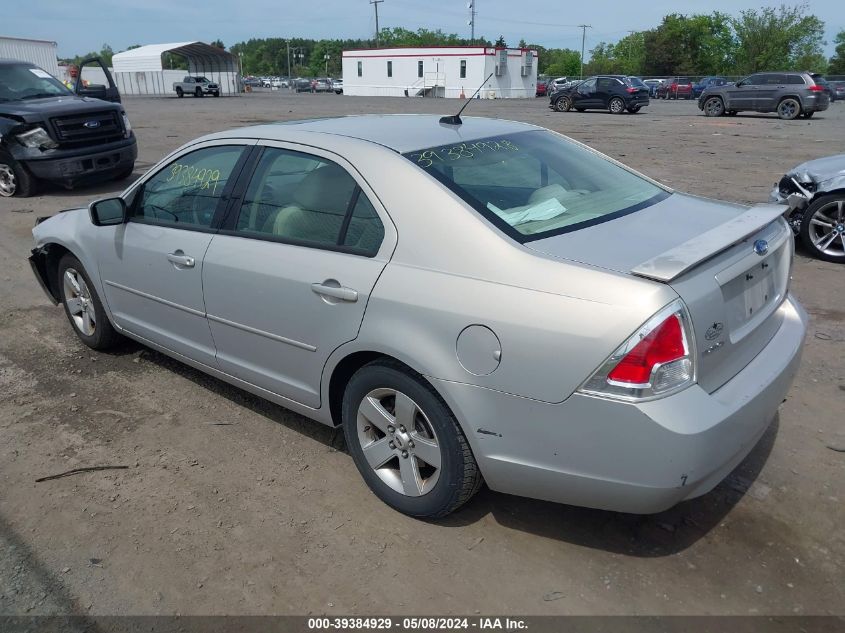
[698,71,830,120]
[0,59,137,197]
[549,75,649,114]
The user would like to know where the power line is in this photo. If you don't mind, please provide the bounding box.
[579,24,592,79]
[370,0,384,47]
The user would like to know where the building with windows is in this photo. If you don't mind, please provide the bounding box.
[341,46,537,98]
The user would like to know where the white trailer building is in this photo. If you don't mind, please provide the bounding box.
[0,36,60,76]
[341,46,537,98]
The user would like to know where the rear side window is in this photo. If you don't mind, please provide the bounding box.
[233,147,383,255]
[763,74,786,85]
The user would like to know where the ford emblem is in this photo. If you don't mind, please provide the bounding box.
[753,239,768,256]
[83,120,101,129]
[705,322,724,341]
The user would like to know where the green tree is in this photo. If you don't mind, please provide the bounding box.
[495,35,507,48]
[829,30,845,74]
[544,48,581,77]
[210,39,225,49]
[732,4,825,73]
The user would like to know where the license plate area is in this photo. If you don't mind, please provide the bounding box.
[718,243,788,343]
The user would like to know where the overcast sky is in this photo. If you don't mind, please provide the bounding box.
[5,0,842,58]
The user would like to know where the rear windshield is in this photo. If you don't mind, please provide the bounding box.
[676,78,691,84]
[404,131,668,242]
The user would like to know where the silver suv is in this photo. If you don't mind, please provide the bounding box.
[698,71,830,120]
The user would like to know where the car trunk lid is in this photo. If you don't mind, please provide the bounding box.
[526,193,793,393]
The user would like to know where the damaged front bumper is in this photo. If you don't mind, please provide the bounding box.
[769,153,845,233]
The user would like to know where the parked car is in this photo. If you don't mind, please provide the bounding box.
[173,76,219,98]
[535,80,547,97]
[27,115,806,518]
[311,78,332,93]
[0,58,136,198]
[657,77,694,99]
[550,75,649,114]
[693,76,729,97]
[243,77,262,88]
[642,78,664,98]
[332,78,343,94]
[548,77,569,92]
[830,80,845,102]
[811,75,836,102]
[293,78,312,93]
[770,154,845,262]
[699,71,830,120]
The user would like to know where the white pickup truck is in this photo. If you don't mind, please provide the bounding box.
[173,76,220,98]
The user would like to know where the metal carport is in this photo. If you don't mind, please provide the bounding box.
[111,42,240,96]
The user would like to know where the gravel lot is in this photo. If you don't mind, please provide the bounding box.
[0,92,843,616]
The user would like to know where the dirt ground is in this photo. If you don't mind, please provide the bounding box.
[0,92,843,617]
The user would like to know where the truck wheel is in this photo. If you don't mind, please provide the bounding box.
[0,150,37,198]
[112,163,135,181]
[212,91,220,97]
[777,98,800,120]
[194,87,202,97]
[176,87,184,98]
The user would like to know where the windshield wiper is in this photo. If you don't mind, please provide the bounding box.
[20,93,64,100]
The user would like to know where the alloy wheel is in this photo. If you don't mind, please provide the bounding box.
[778,99,799,120]
[356,387,442,497]
[609,98,624,114]
[0,164,16,197]
[704,97,724,117]
[62,268,96,336]
[808,199,845,258]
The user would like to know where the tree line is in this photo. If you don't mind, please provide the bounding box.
[60,4,845,80]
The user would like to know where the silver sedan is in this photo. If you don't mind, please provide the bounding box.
[29,115,807,518]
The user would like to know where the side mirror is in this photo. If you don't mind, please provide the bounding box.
[89,197,127,226]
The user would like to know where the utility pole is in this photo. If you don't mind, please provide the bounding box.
[370,0,384,47]
[286,40,291,79]
[468,1,477,45]
[578,24,592,79]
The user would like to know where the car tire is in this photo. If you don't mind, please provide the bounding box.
[703,96,725,117]
[574,108,585,112]
[194,87,202,98]
[777,97,800,120]
[0,150,37,198]
[609,97,625,114]
[726,110,738,116]
[627,105,641,113]
[799,194,845,263]
[213,91,220,97]
[555,97,572,112]
[801,111,813,119]
[175,87,184,98]
[342,360,483,518]
[57,254,121,350]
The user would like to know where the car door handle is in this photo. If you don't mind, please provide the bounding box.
[311,281,358,302]
[167,251,195,268]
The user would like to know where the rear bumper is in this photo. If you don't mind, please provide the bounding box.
[434,295,807,514]
[22,137,137,186]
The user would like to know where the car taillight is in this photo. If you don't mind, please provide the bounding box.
[626,87,638,93]
[808,84,824,92]
[579,299,696,401]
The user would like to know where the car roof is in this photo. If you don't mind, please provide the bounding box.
[206,115,542,154]
[0,58,35,66]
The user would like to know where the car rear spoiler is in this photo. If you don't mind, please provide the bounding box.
[631,203,788,282]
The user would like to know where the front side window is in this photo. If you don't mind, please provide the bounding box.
[133,145,244,229]
[577,78,597,94]
[357,61,362,77]
[404,131,667,242]
[460,60,467,79]
[233,147,384,254]
[743,74,764,86]
[387,61,392,77]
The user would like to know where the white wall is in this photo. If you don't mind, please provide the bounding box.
[342,47,537,98]
[0,36,59,76]
[58,66,240,96]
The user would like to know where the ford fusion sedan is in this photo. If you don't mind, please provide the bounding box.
[29,115,806,518]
